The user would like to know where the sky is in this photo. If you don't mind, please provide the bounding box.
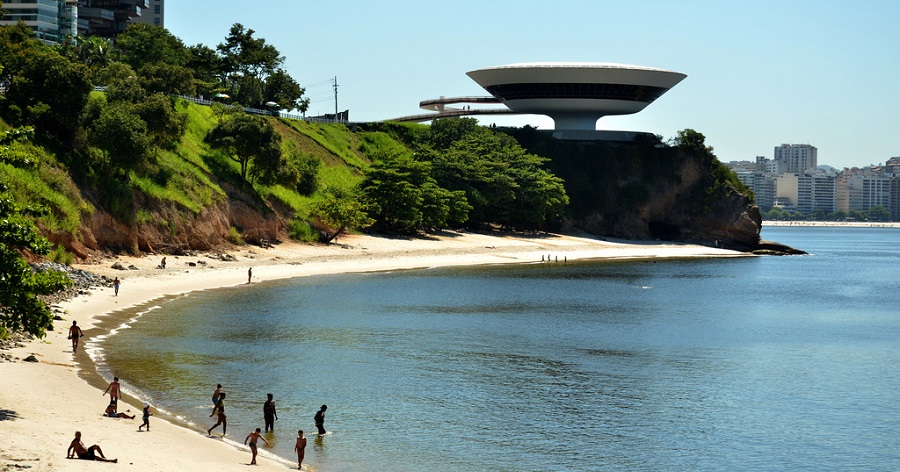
[167,0,900,169]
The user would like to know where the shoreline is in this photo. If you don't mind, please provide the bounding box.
[1,231,747,471]
[763,220,900,228]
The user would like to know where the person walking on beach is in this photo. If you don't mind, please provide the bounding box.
[104,401,135,419]
[314,405,327,435]
[138,402,152,431]
[67,431,117,463]
[248,267,253,284]
[208,392,227,436]
[263,393,278,432]
[244,427,270,465]
[113,277,120,296]
[210,384,223,416]
[68,320,83,353]
[294,430,307,469]
[103,377,121,404]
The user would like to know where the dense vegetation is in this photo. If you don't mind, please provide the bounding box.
[0,16,753,338]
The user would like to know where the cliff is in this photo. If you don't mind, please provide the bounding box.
[502,128,803,254]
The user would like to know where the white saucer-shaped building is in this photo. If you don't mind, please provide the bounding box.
[466,62,686,131]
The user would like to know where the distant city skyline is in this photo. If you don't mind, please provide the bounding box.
[166,1,900,169]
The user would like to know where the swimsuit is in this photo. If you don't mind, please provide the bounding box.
[77,449,96,460]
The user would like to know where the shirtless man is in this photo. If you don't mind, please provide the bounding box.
[67,431,117,463]
[103,377,121,404]
[104,402,135,419]
[294,430,307,469]
[68,321,83,353]
[244,428,270,465]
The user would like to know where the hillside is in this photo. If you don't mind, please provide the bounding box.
[1,100,794,260]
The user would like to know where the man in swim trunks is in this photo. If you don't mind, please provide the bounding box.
[103,377,121,404]
[244,427,269,465]
[210,383,223,416]
[294,430,307,469]
[68,321,83,353]
[67,431,117,463]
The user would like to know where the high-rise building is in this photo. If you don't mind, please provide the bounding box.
[774,144,817,173]
[775,169,836,214]
[76,0,149,38]
[132,0,162,27]
[837,168,892,213]
[0,0,151,43]
[0,0,78,44]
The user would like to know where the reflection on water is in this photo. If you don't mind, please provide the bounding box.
[97,227,900,471]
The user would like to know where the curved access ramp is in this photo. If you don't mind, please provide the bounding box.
[388,96,516,123]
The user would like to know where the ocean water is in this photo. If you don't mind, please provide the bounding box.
[91,226,900,471]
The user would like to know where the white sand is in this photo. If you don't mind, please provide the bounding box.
[0,231,746,471]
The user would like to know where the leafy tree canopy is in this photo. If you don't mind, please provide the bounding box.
[0,129,72,339]
[205,113,282,182]
[115,24,189,70]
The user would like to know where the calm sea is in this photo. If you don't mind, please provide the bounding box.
[91,226,900,471]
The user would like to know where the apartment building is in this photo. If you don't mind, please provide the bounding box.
[132,0,163,27]
[0,0,154,44]
[774,144,817,173]
[0,0,77,44]
[837,168,892,213]
[775,170,837,214]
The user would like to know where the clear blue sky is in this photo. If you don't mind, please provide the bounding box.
[167,0,900,169]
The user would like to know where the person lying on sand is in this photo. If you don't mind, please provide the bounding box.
[67,431,117,463]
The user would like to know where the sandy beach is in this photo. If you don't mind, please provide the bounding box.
[1,231,746,471]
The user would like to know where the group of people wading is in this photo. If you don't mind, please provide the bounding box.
[208,384,328,468]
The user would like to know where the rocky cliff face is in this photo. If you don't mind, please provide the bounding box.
[506,129,801,254]
[50,187,283,259]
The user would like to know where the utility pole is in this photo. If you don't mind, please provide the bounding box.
[333,76,339,122]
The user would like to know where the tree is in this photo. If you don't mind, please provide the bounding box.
[0,30,91,144]
[0,128,72,339]
[216,23,306,109]
[136,93,187,149]
[115,24,189,70]
[87,101,151,172]
[205,114,282,182]
[309,188,373,243]
[186,43,223,97]
[138,63,196,96]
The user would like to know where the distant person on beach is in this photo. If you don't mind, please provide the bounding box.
[248,267,253,284]
[104,401,135,419]
[103,377,120,404]
[67,431,117,463]
[294,430,307,469]
[208,392,227,436]
[314,405,327,435]
[244,427,270,465]
[113,277,120,296]
[160,257,166,269]
[263,393,278,432]
[138,402,152,431]
[210,384,223,416]
[68,321,84,353]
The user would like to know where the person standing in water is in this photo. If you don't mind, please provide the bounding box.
[244,428,270,465]
[68,321,84,353]
[263,393,278,432]
[208,392,227,436]
[314,405,327,435]
[294,430,307,469]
